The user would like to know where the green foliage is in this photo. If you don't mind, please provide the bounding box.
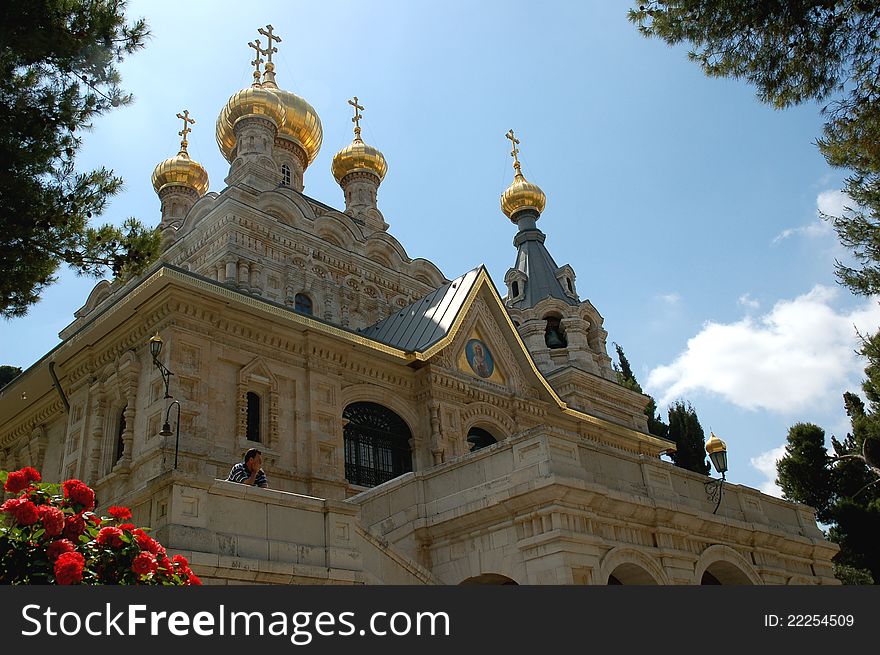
[612,344,670,439]
[0,0,159,318]
[629,1,880,297]
[667,400,710,475]
[776,423,834,522]
[0,365,22,389]
[833,563,874,585]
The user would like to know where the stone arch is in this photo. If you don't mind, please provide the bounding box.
[598,547,668,585]
[177,192,219,234]
[339,384,420,440]
[314,212,362,247]
[410,258,445,288]
[256,188,317,226]
[460,402,516,440]
[77,280,113,317]
[366,232,409,267]
[342,401,413,488]
[694,545,762,585]
[460,573,518,585]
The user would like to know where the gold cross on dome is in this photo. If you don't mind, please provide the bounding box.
[348,96,364,139]
[257,24,282,66]
[505,129,522,175]
[176,110,195,153]
[248,39,264,84]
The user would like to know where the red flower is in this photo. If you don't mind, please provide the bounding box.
[186,572,202,585]
[4,470,28,494]
[96,526,124,548]
[134,531,160,555]
[108,506,132,521]
[47,539,76,561]
[6,499,39,526]
[118,523,135,531]
[54,551,85,585]
[132,552,158,577]
[63,513,86,541]
[39,505,65,537]
[172,554,189,569]
[62,479,95,511]
[20,467,41,483]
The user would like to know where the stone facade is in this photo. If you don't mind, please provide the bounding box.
[0,44,840,585]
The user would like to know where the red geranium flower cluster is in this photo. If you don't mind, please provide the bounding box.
[1,468,201,586]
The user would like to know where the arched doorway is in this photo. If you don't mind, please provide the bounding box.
[606,563,660,585]
[466,426,498,452]
[460,573,518,585]
[343,402,412,487]
[701,561,754,585]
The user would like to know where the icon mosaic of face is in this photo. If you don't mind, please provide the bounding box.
[466,339,494,379]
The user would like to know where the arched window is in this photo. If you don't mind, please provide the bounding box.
[544,315,567,349]
[246,392,261,442]
[343,402,412,487]
[566,278,573,292]
[466,426,497,452]
[512,281,519,297]
[281,164,291,187]
[294,293,313,315]
[115,407,126,462]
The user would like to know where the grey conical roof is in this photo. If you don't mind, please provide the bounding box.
[508,211,577,309]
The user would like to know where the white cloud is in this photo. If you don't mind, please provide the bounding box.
[657,292,681,306]
[750,445,786,498]
[816,189,851,217]
[738,293,760,311]
[771,189,850,244]
[646,285,880,413]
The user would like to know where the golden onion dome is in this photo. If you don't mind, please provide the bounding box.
[705,432,727,455]
[501,172,546,220]
[215,85,286,162]
[268,86,323,165]
[332,137,387,183]
[151,150,209,196]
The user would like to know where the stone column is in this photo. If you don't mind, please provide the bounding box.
[429,401,444,465]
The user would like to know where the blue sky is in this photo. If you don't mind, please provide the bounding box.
[3,0,877,495]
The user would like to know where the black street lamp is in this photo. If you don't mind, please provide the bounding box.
[704,432,728,515]
[149,333,180,469]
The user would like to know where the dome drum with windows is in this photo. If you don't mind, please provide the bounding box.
[215,25,322,168]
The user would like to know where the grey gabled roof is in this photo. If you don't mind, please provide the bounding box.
[359,266,482,352]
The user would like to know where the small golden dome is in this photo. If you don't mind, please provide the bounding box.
[705,432,727,455]
[151,150,209,196]
[215,85,286,162]
[269,86,323,165]
[501,172,546,220]
[332,137,387,183]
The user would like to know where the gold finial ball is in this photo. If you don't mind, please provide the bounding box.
[705,432,727,455]
[331,137,387,184]
[151,151,209,196]
[501,174,546,221]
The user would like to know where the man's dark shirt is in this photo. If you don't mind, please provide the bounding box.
[226,461,268,488]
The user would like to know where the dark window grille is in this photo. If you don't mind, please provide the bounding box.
[115,407,126,462]
[246,392,261,442]
[294,293,313,315]
[281,164,291,187]
[343,402,412,487]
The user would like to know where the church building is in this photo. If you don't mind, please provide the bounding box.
[0,26,839,584]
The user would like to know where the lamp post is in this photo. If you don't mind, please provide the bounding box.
[150,332,180,469]
[704,432,728,515]
[159,400,181,470]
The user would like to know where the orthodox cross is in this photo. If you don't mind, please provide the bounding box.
[257,25,282,66]
[258,25,282,85]
[348,96,364,139]
[248,39,264,84]
[176,110,195,153]
[505,129,522,175]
